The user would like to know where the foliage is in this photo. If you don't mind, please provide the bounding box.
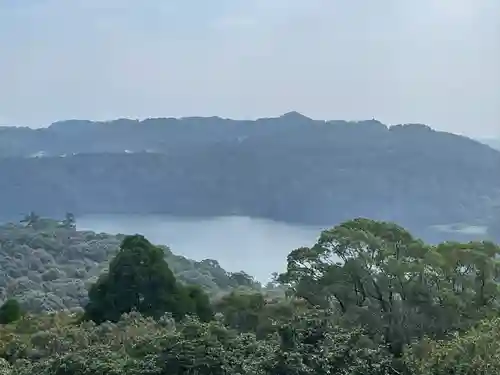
[0,309,395,375]
[213,291,308,339]
[278,218,500,356]
[405,317,500,375]
[0,218,260,313]
[83,235,213,323]
[0,359,10,375]
[0,300,22,325]
[1,217,500,373]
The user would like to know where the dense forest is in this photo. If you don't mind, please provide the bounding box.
[0,216,261,313]
[0,114,499,242]
[1,216,500,374]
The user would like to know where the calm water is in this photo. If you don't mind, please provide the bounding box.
[77,214,322,282]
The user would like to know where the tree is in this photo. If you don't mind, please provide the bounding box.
[0,299,22,324]
[228,271,259,288]
[214,291,266,334]
[20,211,39,227]
[83,234,212,324]
[406,317,500,375]
[61,212,76,229]
[278,218,500,357]
[214,291,307,339]
[260,308,397,375]
[184,284,214,322]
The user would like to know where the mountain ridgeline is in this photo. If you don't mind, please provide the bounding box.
[0,112,499,241]
[483,138,500,151]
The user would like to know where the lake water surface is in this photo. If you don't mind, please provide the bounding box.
[77,215,322,282]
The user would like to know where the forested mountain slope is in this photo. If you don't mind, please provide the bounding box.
[0,218,257,313]
[0,113,499,239]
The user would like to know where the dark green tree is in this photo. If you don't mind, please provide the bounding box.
[0,299,22,324]
[214,291,266,334]
[83,234,211,324]
[184,284,214,322]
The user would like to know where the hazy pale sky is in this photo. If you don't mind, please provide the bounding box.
[0,0,499,137]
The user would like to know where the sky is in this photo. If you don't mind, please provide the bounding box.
[0,0,499,137]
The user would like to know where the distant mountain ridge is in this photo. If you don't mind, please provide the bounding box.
[0,112,492,158]
[0,113,499,242]
[481,138,500,151]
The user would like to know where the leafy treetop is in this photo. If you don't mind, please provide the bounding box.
[83,234,213,324]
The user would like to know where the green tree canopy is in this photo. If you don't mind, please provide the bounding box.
[278,218,500,356]
[406,317,500,375]
[0,299,22,325]
[83,234,212,324]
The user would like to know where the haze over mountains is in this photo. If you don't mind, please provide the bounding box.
[0,112,499,242]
